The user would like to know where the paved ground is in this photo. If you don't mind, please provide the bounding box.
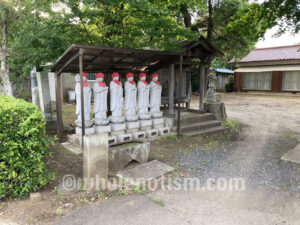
[55,93,300,225]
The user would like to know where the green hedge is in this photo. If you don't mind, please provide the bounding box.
[0,95,53,199]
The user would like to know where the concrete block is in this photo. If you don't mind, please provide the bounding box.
[145,129,158,138]
[83,133,108,191]
[116,133,132,143]
[30,192,42,203]
[152,117,164,126]
[108,136,117,145]
[164,117,175,131]
[76,127,95,135]
[140,119,152,128]
[94,124,111,134]
[131,131,146,140]
[111,123,126,132]
[126,121,140,130]
[158,127,170,136]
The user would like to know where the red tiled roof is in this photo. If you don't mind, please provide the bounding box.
[238,45,300,63]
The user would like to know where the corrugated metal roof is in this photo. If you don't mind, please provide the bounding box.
[235,65,300,72]
[216,68,234,74]
[239,45,300,63]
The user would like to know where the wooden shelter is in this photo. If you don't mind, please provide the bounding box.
[52,37,223,143]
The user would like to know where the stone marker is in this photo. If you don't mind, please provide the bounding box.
[281,143,300,163]
[117,160,174,186]
[204,70,227,121]
[84,133,108,190]
[30,192,42,203]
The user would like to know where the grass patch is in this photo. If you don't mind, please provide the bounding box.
[146,194,164,207]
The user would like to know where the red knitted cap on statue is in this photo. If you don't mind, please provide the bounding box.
[139,73,147,79]
[151,73,159,79]
[126,73,134,79]
[112,72,120,78]
[96,72,105,78]
[82,72,88,78]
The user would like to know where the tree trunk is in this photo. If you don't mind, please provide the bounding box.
[0,12,13,97]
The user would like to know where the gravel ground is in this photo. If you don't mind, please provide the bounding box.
[182,93,300,194]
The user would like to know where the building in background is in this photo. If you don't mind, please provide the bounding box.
[215,68,234,91]
[233,45,300,92]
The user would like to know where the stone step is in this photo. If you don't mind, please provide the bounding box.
[181,120,221,132]
[181,126,228,137]
[173,113,215,125]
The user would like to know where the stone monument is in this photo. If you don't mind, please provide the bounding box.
[137,73,156,138]
[204,70,227,121]
[109,72,131,142]
[93,72,110,134]
[75,72,94,134]
[149,73,169,136]
[150,73,163,118]
[125,73,145,140]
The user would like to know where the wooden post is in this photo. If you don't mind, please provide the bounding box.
[55,72,64,142]
[199,59,205,110]
[79,49,85,150]
[177,56,183,137]
[168,64,175,114]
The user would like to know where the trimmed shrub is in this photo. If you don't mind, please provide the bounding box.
[225,75,234,92]
[0,95,53,199]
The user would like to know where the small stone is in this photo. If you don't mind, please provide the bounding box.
[62,203,74,208]
[30,192,42,203]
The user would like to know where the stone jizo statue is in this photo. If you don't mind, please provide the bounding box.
[110,72,125,123]
[75,72,93,127]
[93,72,109,125]
[138,73,151,120]
[150,73,162,118]
[125,72,138,121]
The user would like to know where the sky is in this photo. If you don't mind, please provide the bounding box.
[256,26,300,48]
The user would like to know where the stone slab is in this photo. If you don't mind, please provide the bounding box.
[76,127,95,135]
[116,133,132,143]
[152,117,164,126]
[204,102,227,121]
[95,124,111,134]
[158,127,170,136]
[30,192,42,203]
[140,119,152,128]
[281,143,300,163]
[117,160,173,185]
[109,141,150,171]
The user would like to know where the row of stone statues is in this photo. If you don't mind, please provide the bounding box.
[75,72,162,128]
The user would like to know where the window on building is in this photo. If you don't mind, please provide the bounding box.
[282,71,300,91]
[243,72,271,90]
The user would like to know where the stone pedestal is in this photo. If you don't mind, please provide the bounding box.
[94,124,111,134]
[158,127,170,136]
[126,121,145,140]
[138,113,151,120]
[204,102,227,121]
[152,117,164,129]
[94,118,110,126]
[145,129,158,138]
[83,134,108,191]
[140,119,152,131]
[110,116,125,124]
[151,111,163,118]
[76,127,95,135]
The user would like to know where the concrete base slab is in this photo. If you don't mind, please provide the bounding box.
[76,127,95,135]
[146,129,158,138]
[95,124,111,134]
[126,121,140,130]
[117,160,173,186]
[61,142,83,155]
[158,127,170,136]
[152,117,164,127]
[281,143,300,163]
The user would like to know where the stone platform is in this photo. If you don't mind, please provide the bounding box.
[117,160,174,186]
[281,143,300,164]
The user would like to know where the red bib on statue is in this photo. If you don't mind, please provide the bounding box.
[154,81,160,85]
[129,81,135,85]
[83,81,89,87]
[98,81,106,87]
[114,80,121,85]
[142,80,148,85]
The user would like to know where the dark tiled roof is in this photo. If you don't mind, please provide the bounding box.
[239,45,300,63]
